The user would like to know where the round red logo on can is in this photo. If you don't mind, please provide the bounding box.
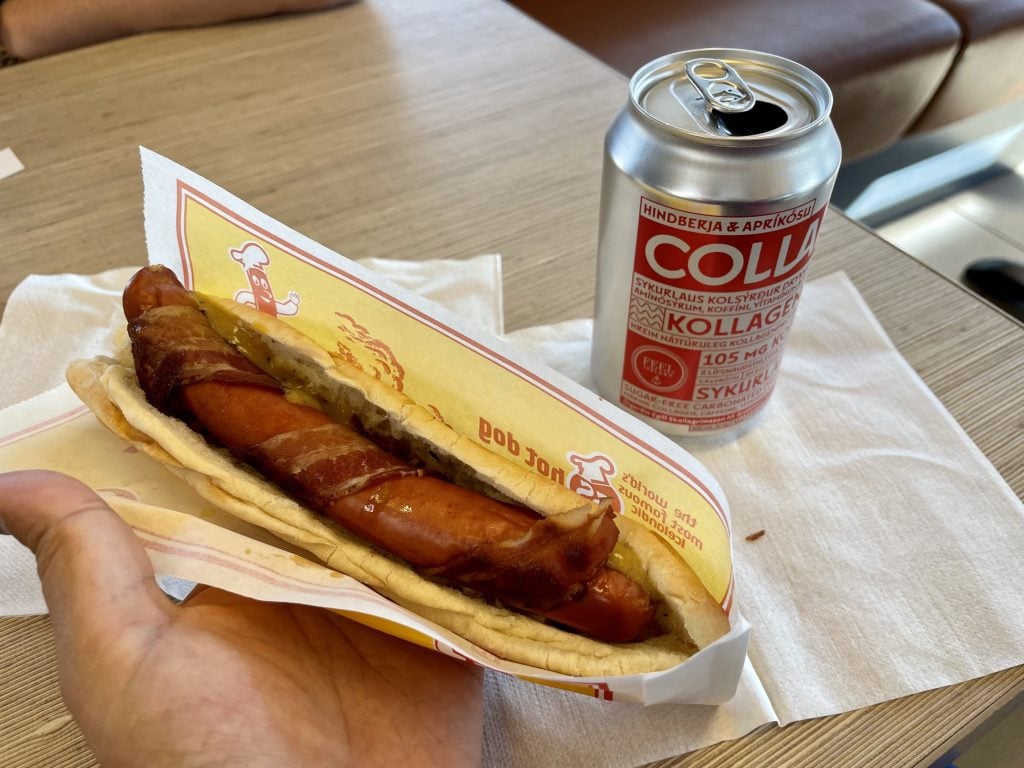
[630,345,688,393]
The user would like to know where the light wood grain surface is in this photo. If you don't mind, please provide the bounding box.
[1,1,1022,766]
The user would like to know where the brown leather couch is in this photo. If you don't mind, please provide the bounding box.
[506,0,1024,162]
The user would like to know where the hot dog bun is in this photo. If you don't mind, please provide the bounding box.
[67,292,728,676]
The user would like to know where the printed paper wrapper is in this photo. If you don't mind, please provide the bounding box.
[0,148,749,704]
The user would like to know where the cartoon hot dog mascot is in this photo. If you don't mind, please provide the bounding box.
[67,266,728,676]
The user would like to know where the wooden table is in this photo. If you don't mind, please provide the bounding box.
[1,1,1022,765]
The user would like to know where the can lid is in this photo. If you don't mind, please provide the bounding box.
[630,49,833,144]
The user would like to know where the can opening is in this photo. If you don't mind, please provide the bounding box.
[682,57,790,137]
[711,100,788,136]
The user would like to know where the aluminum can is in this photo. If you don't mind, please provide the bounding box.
[591,49,841,435]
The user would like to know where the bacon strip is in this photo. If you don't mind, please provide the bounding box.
[425,506,620,610]
[129,304,279,413]
[243,423,421,506]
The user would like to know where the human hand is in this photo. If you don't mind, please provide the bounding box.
[0,470,483,768]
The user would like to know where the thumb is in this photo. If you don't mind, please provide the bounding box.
[0,470,172,644]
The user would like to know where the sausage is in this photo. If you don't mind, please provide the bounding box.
[123,266,656,643]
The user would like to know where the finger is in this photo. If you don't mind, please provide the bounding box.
[0,470,172,641]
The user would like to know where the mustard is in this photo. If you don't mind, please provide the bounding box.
[606,542,654,595]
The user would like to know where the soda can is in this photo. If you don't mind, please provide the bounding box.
[591,49,841,435]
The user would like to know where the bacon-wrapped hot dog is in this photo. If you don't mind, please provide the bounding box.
[68,266,729,676]
[124,267,651,642]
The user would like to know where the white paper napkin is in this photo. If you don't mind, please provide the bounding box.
[0,147,24,181]
[504,271,1024,733]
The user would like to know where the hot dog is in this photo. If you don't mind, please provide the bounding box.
[68,266,729,676]
[124,266,652,642]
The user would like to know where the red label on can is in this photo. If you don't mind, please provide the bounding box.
[619,197,826,431]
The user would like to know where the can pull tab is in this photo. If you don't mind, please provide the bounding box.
[683,57,789,136]
[685,58,755,114]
